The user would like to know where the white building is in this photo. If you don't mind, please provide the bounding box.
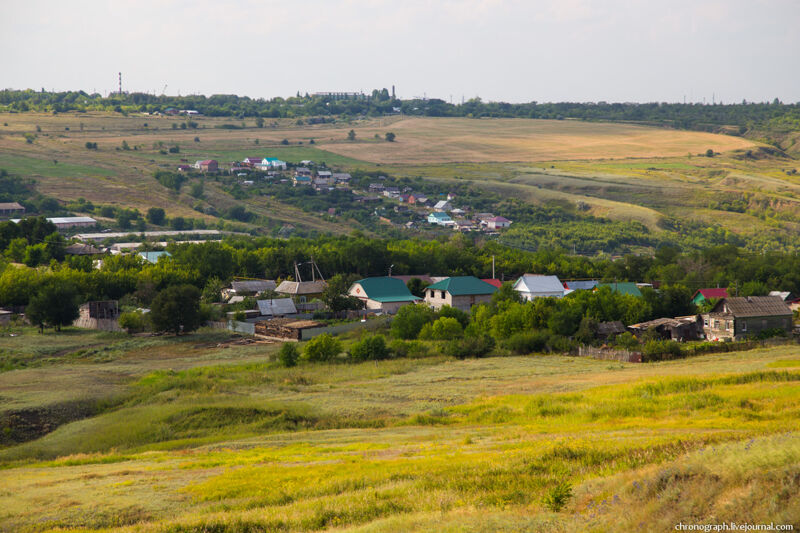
[513,274,565,300]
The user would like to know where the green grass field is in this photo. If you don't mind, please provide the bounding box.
[1,326,800,531]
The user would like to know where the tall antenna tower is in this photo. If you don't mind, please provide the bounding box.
[118,72,122,95]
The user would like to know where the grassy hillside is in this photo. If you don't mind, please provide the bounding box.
[1,326,800,531]
[1,112,799,250]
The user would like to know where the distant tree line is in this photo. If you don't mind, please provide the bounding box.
[2,89,799,132]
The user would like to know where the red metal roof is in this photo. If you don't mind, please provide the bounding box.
[481,278,503,288]
[694,288,728,299]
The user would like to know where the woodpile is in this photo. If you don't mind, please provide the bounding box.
[255,318,322,340]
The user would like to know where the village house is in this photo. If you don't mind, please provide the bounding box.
[564,280,599,292]
[369,183,386,193]
[275,280,327,305]
[484,216,512,230]
[423,276,497,312]
[513,274,564,300]
[73,300,122,332]
[313,174,334,187]
[0,202,25,218]
[332,172,351,183]
[628,316,703,341]
[428,212,454,226]
[242,157,262,167]
[434,200,452,212]
[691,288,728,306]
[177,164,192,172]
[348,277,420,314]
[408,194,428,205]
[702,296,793,341]
[596,282,642,297]
[295,167,312,177]
[223,280,277,300]
[260,157,287,170]
[197,159,218,172]
[293,175,312,186]
[256,298,298,317]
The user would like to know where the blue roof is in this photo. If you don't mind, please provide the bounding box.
[565,280,599,291]
[429,212,451,219]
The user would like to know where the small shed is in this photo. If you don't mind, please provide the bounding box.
[255,318,321,340]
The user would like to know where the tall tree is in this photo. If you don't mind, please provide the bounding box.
[149,284,203,335]
[26,279,80,332]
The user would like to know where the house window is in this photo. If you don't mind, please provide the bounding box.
[440,291,445,299]
[703,318,709,327]
[726,321,732,331]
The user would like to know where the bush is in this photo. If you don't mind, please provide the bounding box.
[389,339,429,359]
[429,316,463,340]
[348,334,391,362]
[642,339,682,362]
[613,331,640,350]
[277,343,299,367]
[118,310,149,334]
[438,305,469,328]
[502,331,548,355]
[302,333,342,362]
[391,304,435,340]
[443,335,495,359]
[146,207,166,225]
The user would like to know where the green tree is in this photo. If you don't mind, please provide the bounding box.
[6,237,28,262]
[147,207,166,225]
[302,333,342,362]
[740,281,769,297]
[118,310,150,333]
[321,274,363,316]
[347,129,356,141]
[406,277,430,298]
[430,316,463,340]
[149,284,203,334]
[385,132,396,142]
[277,342,299,367]
[391,303,436,339]
[492,282,522,306]
[26,279,80,332]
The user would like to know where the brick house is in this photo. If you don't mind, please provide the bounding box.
[702,296,793,341]
[423,276,497,312]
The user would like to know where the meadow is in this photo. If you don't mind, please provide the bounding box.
[2,326,800,531]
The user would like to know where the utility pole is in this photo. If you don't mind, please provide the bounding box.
[491,256,495,279]
[389,264,394,277]
[118,72,122,95]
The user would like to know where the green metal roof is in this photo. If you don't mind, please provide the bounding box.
[426,276,498,296]
[597,282,642,297]
[354,277,419,303]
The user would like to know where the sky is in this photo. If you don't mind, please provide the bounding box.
[2,0,799,104]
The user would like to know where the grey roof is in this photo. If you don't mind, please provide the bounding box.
[565,280,599,291]
[257,298,297,316]
[597,321,626,336]
[231,280,276,293]
[513,274,564,295]
[0,202,24,210]
[64,243,103,255]
[768,291,794,301]
[276,280,327,295]
[711,296,792,318]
